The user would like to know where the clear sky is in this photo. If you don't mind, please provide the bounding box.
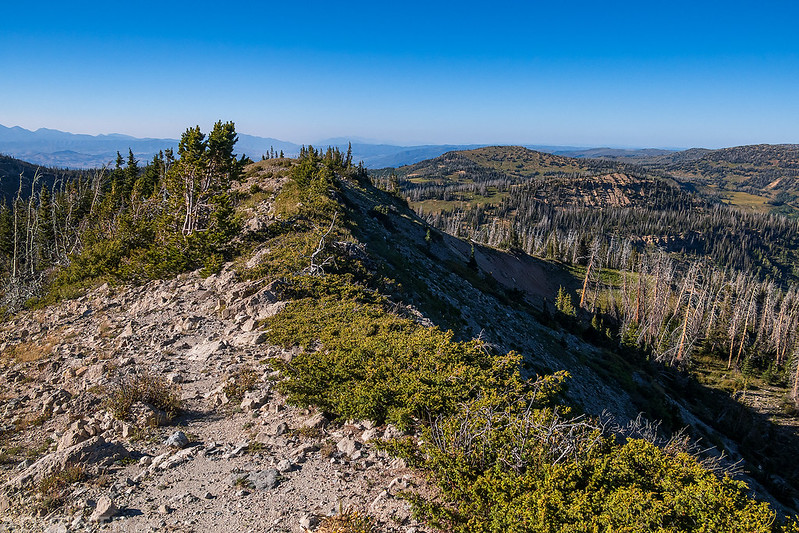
[2,0,798,148]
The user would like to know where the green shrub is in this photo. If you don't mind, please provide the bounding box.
[392,379,779,533]
[105,370,181,422]
[267,279,523,428]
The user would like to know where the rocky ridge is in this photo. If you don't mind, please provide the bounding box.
[0,265,431,532]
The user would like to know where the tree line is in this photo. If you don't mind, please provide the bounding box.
[0,121,245,311]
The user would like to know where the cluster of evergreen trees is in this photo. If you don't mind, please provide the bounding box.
[0,121,245,310]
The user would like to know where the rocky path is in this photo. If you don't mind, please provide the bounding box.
[0,266,431,532]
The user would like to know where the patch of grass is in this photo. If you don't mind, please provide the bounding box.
[246,441,266,454]
[34,463,87,513]
[2,339,56,363]
[293,426,325,439]
[319,441,336,458]
[317,507,376,533]
[223,367,259,403]
[104,370,181,422]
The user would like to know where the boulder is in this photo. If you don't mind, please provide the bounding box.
[302,413,328,429]
[336,437,361,457]
[89,496,117,523]
[8,436,129,489]
[249,468,280,491]
[165,431,189,449]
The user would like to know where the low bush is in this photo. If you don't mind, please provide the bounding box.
[316,507,376,533]
[105,370,181,422]
[389,376,779,533]
[267,278,523,428]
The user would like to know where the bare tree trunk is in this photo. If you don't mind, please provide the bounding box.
[733,287,757,369]
[11,174,22,280]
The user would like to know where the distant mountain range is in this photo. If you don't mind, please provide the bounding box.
[0,124,672,170]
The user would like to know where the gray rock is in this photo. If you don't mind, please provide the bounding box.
[9,436,129,489]
[383,424,404,440]
[165,431,189,449]
[130,402,169,427]
[302,413,328,429]
[240,389,269,411]
[89,496,117,523]
[57,428,90,451]
[361,428,380,442]
[187,340,227,361]
[166,372,183,384]
[337,436,362,457]
[276,458,293,472]
[299,513,318,530]
[249,468,280,491]
[274,422,289,436]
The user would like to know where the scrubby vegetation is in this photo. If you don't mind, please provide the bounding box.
[254,144,798,530]
[0,121,245,310]
[104,370,181,423]
[316,507,377,533]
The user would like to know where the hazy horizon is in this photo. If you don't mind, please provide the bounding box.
[2,1,798,148]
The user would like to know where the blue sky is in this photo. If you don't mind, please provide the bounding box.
[2,1,798,148]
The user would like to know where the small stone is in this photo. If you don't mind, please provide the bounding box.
[299,513,318,530]
[71,514,84,529]
[149,451,171,470]
[276,459,293,472]
[165,431,189,449]
[302,413,328,429]
[389,457,408,469]
[202,491,214,499]
[274,422,289,436]
[89,496,117,523]
[361,428,380,442]
[157,504,171,515]
[44,524,67,533]
[166,372,183,384]
[336,436,361,457]
[383,425,404,440]
[388,476,409,491]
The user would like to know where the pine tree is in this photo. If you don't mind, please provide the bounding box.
[555,286,576,317]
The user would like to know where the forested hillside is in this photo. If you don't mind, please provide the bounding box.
[566,144,799,217]
[385,146,799,475]
[0,155,89,203]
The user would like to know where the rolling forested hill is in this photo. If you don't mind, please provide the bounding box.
[562,144,799,217]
